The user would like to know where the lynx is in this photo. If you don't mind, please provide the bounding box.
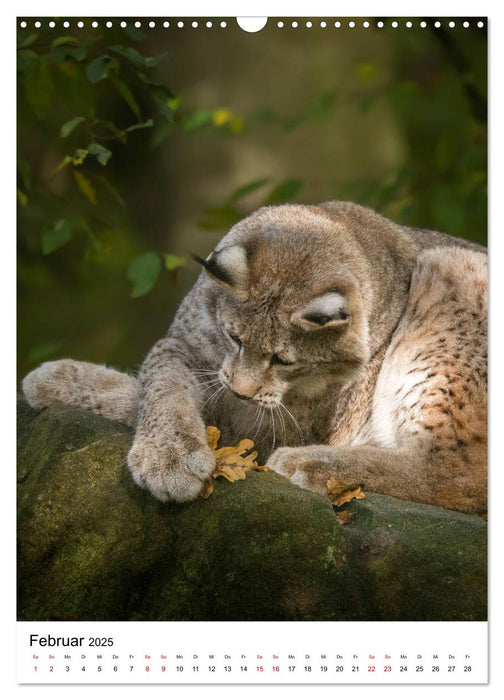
[22,202,487,513]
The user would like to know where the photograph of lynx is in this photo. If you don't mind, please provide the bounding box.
[23,201,487,514]
[17,16,488,623]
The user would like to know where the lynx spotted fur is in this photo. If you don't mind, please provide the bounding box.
[23,202,487,512]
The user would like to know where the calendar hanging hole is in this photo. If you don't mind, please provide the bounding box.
[237,17,268,33]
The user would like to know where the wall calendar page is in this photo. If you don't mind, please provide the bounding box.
[16,4,490,690]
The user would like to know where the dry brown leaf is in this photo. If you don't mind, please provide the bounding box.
[335,510,353,525]
[206,426,221,451]
[200,479,214,499]
[201,426,269,497]
[327,476,366,508]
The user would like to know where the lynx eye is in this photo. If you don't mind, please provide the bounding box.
[228,332,242,348]
[271,353,294,366]
[303,311,349,326]
[303,313,333,326]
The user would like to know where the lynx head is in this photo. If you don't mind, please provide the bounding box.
[196,204,375,408]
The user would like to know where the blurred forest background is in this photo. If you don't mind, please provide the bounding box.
[17,18,487,380]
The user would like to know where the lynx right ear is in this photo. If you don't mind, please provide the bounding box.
[193,245,249,300]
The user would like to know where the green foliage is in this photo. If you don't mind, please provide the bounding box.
[199,178,305,231]
[127,253,162,298]
[266,179,304,205]
[17,21,487,377]
[164,254,186,271]
[17,24,183,307]
[60,116,86,138]
[26,341,63,364]
[41,219,74,254]
[228,179,270,203]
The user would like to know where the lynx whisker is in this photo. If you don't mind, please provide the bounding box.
[270,407,276,451]
[274,405,287,446]
[278,400,304,444]
[202,384,226,411]
[249,404,262,434]
[252,406,265,442]
[199,378,223,389]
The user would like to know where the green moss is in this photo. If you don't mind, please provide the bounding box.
[17,400,487,621]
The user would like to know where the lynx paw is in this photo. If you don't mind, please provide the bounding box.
[22,360,79,409]
[127,435,216,503]
[268,446,333,496]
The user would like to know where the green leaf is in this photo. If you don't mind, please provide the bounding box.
[150,121,173,148]
[91,120,127,144]
[51,36,80,48]
[431,184,465,236]
[72,148,88,165]
[359,94,378,114]
[18,33,38,48]
[149,84,176,121]
[55,155,72,172]
[284,91,338,131]
[74,170,97,204]
[199,206,242,231]
[388,81,421,112]
[17,49,38,76]
[27,341,63,364]
[41,219,74,254]
[17,189,28,207]
[253,108,276,124]
[266,179,303,204]
[110,75,141,119]
[79,219,104,257]
[96,174,125,205]
[60,116,85,138]
[121,24,147,42]
[88,142,112,166]
[86,55,113,84]
[184,109,213,132]
[127,253,161,298]
[51,59,95,117]
[125,119,154,133]
[110,45,166,68]
[164,254,186,271]
[50,44,87,64]
[24,54,53,119]
[228,178,270,203]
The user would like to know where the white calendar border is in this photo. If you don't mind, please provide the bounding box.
[5,0,503,697]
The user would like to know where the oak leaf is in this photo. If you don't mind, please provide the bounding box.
[200,426,269,497]
[335,510,353,525]
[327,476,365,508]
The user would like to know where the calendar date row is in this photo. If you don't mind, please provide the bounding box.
[32,663,473,674]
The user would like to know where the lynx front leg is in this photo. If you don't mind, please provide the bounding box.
[268,444,435,507]
[128,339,215,502]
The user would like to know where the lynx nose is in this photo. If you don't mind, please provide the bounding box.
[230,376,261,401]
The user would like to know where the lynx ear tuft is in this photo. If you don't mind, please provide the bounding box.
[193,245,249,299]
[292,292,351,330]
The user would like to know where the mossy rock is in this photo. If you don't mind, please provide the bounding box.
[17,399,487,621]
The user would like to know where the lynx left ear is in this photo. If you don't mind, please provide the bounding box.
[292,292,351,330]
[193,245,249,300]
